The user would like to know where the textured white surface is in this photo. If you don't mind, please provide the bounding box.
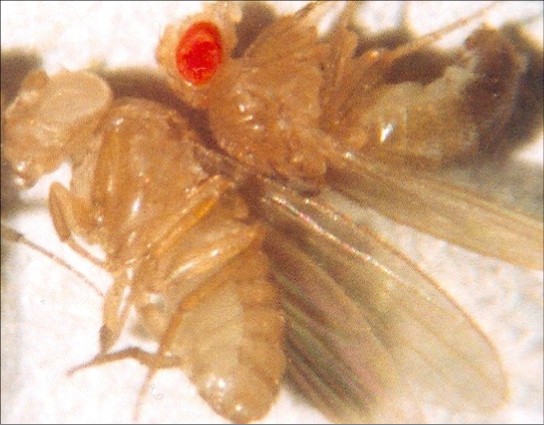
[1,1,543,424]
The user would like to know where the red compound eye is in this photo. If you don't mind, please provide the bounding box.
[176,21,223,86]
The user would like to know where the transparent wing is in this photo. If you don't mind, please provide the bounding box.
[327,159,543,270]
[242,2,331,65]
[249,177,507,423]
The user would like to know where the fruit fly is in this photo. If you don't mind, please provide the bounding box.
[1,1,543,424]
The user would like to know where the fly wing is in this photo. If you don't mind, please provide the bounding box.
[327,159,543,270]
[250,178,506,423]
[242,2,331,65]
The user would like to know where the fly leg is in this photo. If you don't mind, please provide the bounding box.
[48,182,103,267]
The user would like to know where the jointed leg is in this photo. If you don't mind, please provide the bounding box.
[68,268,230,418]
[67,347,181,377]
[135,274,231,417]
[1,224,104,297]
[49,183,103,268]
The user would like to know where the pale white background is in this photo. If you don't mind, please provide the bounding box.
[1,1,543,424]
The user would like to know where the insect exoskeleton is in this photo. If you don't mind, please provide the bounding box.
[157,0,543,268]
[1,1,543,424]
[2,69,286,424]
[158,2,523,177]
